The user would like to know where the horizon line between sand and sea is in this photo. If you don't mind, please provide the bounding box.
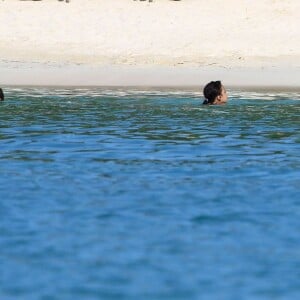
[1,62,300,89]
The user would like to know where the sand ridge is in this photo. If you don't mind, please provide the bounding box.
[0,0,299,67]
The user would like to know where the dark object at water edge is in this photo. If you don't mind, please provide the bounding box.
[0,88,4,101]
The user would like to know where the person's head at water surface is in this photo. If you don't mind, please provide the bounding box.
[0,88,4,101]
[203,81,227,105]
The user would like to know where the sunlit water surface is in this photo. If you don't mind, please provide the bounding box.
[0,87,300,299]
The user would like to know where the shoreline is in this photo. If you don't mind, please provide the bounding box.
[1,62,300,88]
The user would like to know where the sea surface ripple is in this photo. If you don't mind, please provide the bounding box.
[0,87,300,300]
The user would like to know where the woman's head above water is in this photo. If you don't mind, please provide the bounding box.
[0,88,4,101]
[203,81,228,105]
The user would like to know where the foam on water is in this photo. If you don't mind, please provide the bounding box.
[4,86,300,101]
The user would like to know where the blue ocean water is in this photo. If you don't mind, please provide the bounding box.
[0,87,299,300]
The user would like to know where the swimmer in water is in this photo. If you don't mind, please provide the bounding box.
[0,88,4,101]
[203,81,227,105]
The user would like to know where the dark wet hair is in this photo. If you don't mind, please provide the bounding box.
[0,88,4,101]
[203,81,222,105]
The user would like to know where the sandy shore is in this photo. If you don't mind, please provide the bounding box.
[0,0,299,86]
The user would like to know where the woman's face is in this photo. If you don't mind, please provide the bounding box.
[215,86,228,104]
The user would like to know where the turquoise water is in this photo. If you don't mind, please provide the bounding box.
[0,87,300,299]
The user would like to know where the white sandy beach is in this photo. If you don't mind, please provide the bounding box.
[0,0,299,86]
